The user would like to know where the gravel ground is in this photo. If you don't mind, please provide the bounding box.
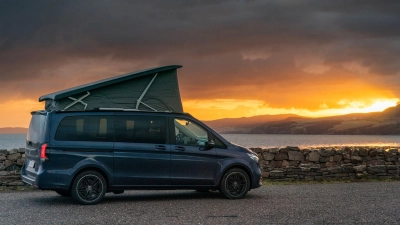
[1,181,399,224]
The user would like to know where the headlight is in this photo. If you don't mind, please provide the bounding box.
[247,153,259,162]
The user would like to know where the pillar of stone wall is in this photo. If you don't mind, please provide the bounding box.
[250,146,400,181]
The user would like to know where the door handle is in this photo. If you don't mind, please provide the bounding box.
[174,146,185,151]
[155,145,166,151]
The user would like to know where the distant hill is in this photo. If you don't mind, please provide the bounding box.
[0,127,28,134]
[203,105,400,135]
[203,114,305,133]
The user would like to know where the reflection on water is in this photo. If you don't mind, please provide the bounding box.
[221,134,400,148]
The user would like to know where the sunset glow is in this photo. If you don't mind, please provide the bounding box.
[185,98,399,121]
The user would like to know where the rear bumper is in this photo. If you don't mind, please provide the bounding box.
[21,174,36,186]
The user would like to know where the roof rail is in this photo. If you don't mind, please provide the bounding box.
[96,108,172,112]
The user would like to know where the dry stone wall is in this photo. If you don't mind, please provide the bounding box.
[1,146,400,187]
[250,146,400,181]
[0,148,26,186]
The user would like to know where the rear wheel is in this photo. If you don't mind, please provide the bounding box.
[219,168,250,199]
[71,170,107,205]
[55,190,71,197]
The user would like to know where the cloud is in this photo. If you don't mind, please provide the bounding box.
[0,0,399,120]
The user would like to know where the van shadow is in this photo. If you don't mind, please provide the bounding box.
[29,190,261,206]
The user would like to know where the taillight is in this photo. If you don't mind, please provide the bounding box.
[40,143,48,159]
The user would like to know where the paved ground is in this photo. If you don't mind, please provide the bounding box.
[1,181,399,224]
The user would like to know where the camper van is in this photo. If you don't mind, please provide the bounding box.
[21,66,262,205]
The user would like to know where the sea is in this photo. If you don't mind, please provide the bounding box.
[1,133,400,150]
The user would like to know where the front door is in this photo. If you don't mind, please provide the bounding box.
[169,118,217,186]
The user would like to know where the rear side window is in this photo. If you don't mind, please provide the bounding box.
[115,115,166,144]
[27,114,47,148]
[55,116,114,142]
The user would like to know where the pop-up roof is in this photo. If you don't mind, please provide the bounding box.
[39,65,183,112]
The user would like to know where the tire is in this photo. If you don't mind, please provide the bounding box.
[219,168,250,199]
[55,190,71,197]
[71,170,107,205]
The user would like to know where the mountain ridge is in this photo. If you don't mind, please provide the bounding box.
[203,105,400,135]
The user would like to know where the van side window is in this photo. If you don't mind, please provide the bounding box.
[55,116,114,142]
[115,116,166,144]
[174,118,209,146]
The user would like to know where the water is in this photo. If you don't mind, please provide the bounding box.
[0,134,26,150]
[221,134,400,148]
[0,133,399,150]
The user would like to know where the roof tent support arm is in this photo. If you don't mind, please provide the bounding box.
[62,91,90,111]
[135,73,158,111]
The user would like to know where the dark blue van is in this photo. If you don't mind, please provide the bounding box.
[22,109,262,204]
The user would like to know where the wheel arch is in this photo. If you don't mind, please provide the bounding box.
[69,166,111,191]
[218,164,253,188]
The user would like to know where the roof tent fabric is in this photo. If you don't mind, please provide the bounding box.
[39,65,184,112]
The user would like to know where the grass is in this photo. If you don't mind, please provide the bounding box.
[0,186,37,192]
[262,177,400,185]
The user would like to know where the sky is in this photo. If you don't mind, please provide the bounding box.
[1,0,400,127]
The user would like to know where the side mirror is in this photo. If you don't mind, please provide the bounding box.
[206,140,215,149]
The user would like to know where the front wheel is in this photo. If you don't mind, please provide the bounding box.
[219,168,250,199]
[71,170,107,205]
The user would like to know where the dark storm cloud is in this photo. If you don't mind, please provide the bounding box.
[0,0,399,103]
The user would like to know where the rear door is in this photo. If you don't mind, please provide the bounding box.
[113,114,170,186]
[169,117,217,186]
[24,112,48,181]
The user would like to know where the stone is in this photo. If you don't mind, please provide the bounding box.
[8,149,18,154]
[282,160,290,167]
[319,157,329,163]
[0,171,8,176]
[275,153,288,161]
[308,151,320,162]
[17,148,26,153]
[270,161,283,168]
[353,165,366,172]
[359,148,368,157]
[0,154,6,161]
[261,171,270,178]
[289,161,300,167]
[264,148,278,154]
[351,156,363,163]
[384,151,394,158]
[388,148,399,154]
[16,159,24,166]
[0,149,8,154]
[250,148,263,154]
[7,153,21,161]
[262,152,275,161]
[319,148,334,157]
[367,166,387,174]
[326,162,337,168]
[333,155,343,162]
[8,181,25,186]
[352,149,360,156]
[288,151,304,161]
[4,160,12,168]
[304,175,314,181]
[269,170,285,178]
[287,146,300,151]
[369,148,377,157]
[343,153,351,160]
